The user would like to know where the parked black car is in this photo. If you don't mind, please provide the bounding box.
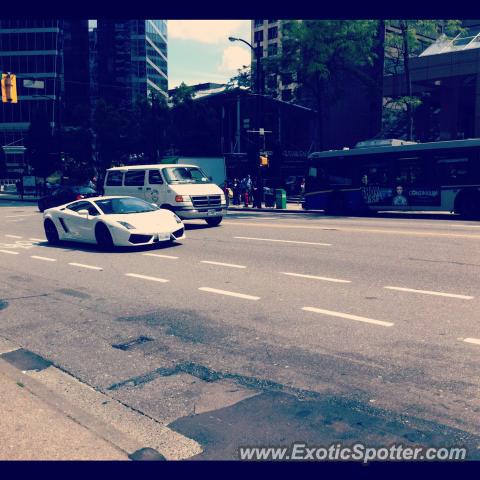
[37,186,98,212]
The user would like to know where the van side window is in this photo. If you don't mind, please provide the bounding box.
[106,171,123,186]
[124,170,146,186]
[148,170,164,184]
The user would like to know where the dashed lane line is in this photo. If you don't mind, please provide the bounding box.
[463,338,480,346]
[198,287,260,301]
[200,260,247,269]
[234,236,331,246]
[142,253,179,260]
[29,238,46,242]
[68,262,103,271]
[281,272,351,283]
[384,286,473,300]
[4,234,23,239]
[31,255,57,262]
[0,250,19,255]
[125,273,169,283]
[302,306,394,327]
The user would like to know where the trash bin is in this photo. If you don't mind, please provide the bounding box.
[275,189,287,209]
[264,189,275,207]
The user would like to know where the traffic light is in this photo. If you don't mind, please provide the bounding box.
[260,155,269,167]
[1,73,18,103]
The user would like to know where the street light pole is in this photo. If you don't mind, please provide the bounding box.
[229,36,264,182]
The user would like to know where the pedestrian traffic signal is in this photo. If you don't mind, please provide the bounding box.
[260,155,269,167]
[1,73,18,103]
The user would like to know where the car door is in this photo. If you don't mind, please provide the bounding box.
[145,169,166,205]
[123,170,147,200]
[61,201,96,241]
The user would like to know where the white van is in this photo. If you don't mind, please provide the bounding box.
[103,164,227,226]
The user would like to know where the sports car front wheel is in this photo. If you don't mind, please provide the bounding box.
[95,223,114,250]
[44,219,59,245]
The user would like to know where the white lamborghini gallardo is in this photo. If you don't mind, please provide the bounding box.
[43,196,185,249]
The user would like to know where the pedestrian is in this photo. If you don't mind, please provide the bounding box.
[252,179,262,208]
[232,178,240,205]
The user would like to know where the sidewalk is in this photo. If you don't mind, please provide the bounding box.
[0,370,129,460]
[0,192,39,202]
[227,203,323,214]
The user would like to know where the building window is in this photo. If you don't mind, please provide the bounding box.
[254,30,264,43]
[254,20,264,27]
[268,43,278,56]
[268,27,278,40]
[282,89,293,102]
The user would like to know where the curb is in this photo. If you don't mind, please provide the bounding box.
[227,206,324,214]
[0,195,39,203]
[0,337,201,460]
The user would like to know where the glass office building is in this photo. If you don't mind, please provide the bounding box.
[96,20,168,107]
[0,19,90,172]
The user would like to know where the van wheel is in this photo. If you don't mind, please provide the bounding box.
[95,223,114,250]
[205,217,222,227]
[44,219,59,244]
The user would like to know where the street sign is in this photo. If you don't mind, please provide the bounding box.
[23,79,45,89]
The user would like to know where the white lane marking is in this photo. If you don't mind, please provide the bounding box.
[302,307,394,327]
[198,287,260,301]
[0,249,19,255]
[281,272,351,283]
[6,214,35,218]
[234,236,331,246]
[125,273,169,283]
[5,234,23,239]
[384,286,473,300]
[200,260,247,269]
[142,253,179,260]
[464,338,480,346]
[29,238,46,242]
[68,262,103,271]
[31,255,56,262]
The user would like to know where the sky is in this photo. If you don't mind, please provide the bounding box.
[167,20,252,90]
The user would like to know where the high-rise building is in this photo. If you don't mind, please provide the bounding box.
[0,19,90,172]
[96,20,168,107]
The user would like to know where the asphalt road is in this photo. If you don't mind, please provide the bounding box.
[1,202,480,459]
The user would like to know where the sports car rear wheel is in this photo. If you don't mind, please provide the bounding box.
[95,223,114,250]
[44,219,59,244]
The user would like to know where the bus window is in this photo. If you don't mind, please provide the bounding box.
[436,158,470,185]
[360,163,391,186]
[395,157,427,185]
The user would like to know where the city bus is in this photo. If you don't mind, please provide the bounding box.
[303,138,480,217]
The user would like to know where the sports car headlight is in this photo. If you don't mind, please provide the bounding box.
[174,214,182,224]
[117,221,135,230]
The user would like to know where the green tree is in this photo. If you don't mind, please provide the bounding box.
[226,66,252,91]
[269,20,381,149]
[25,111,57,179]
[170,82,195,107]
[93,99,130,170]
[383,20,464,140]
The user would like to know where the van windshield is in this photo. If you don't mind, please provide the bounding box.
[163,167,210,184]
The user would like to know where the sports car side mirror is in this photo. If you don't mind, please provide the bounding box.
[77,209,89,217]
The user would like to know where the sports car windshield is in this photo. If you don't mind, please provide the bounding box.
[94,197,159,215]
[163,167,210,184]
